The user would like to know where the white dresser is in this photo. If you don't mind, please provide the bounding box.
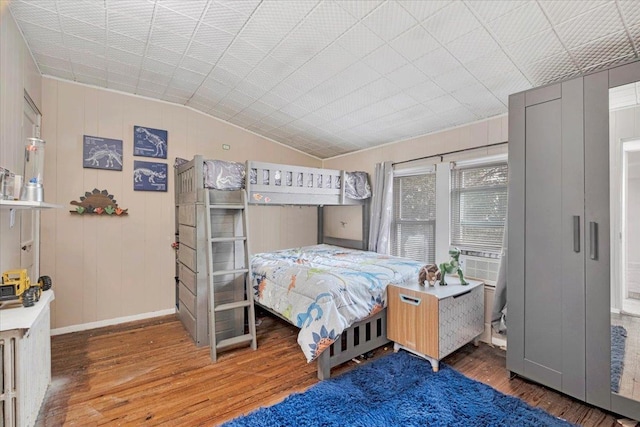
[0,290,54,427]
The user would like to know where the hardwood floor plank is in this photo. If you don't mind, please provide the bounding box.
[36,314,620,426]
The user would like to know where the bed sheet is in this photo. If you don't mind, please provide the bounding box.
[251,244,422,362]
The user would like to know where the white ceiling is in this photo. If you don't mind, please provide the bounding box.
[8,0,640,159]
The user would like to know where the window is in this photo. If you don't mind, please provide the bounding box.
[450,162,508,253]
[391,172,436,263]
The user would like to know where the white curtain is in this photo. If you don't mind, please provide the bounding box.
[491,209,508,335]
[368,161,394,254]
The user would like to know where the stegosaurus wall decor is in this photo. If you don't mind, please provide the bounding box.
[70,189,128,215]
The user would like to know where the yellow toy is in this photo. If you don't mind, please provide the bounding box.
[0,269,52,307]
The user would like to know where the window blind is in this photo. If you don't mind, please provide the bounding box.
[391,172,436,263]
[451,163,508,252]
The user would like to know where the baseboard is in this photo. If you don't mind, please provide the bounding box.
[51,308,176,336]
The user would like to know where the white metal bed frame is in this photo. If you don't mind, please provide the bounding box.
[175,155,383,379]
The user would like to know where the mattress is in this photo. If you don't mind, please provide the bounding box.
[251,244,423,362]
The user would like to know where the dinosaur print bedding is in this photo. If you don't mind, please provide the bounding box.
[251,244,423,362]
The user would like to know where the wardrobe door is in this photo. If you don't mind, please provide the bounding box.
[508,78,586,399]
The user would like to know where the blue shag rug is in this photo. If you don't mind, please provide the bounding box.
[223,350,575,427]
[611,324,628,393]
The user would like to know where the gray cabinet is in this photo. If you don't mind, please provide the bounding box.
[508,60,640,420]
[508,78,586,400]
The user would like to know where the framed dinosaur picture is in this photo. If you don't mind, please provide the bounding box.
[133,125,167,159]
[133,161,167,192]
[83,135,123,171]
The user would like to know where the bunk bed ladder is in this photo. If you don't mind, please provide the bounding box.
[204,190,257,362]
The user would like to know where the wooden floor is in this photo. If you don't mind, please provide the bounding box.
[37,313,621,426]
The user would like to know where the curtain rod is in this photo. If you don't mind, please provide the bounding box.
[392,141,508,167]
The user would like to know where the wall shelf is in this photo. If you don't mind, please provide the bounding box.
[0,200,62,210]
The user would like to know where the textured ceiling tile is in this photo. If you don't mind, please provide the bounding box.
[172,68,207,85]
[74,62,107,79]
[217,54,253,79]
[245,69,279,91]
[14,21,64,45]
[63,35,105,54]
[538,0,610,25]
[261,92,291,110]
[570,30,634,70]
[258,56,297,82]
[75,74,107,87]
[108,12,151,41]
[397,0,451,22]
[14,0,58,13]
[226,38,268,67]
[57,0,105,27]
[69,50,107,69]
[337,23,385,59]
[180,56,215,75]
[139,69,173,85]
[216,0,262,17]
[465,0,527,22]
[253,1,319,35]
[163,93,191,104]
[299,44,357,84]
[153,6,198,37]
[437,106,478,126]
[186,41,225,63]
[384,92,419,111]
[60,15,106,44]
[413,47,460,78]
[269,82,305,103]
[519,51,578,85]
[425,94,462,113]
[480,69,532,104]
[271,23,333,70]
[465,49,520,84]
[445,27,500,64]
[487,1,550,45]
[389,25,439,61]
[505,29,565,66]
[10,2,61,30]
[335,0,383,19]
[142,57,176,75]
[362,78,402,101]
[193,22,235,48]
[363,44,408,75]
[555,2,624,49]
[108,62,141,78]
[33,53,73,71]
[157,0,208,20]
[423,2,481,44]
[146,44,183,65]
[137,87,166,98]
[28,39,70,59]
[209,64,244,87]
[385,63,428,90]
[106,47,143,67]
[138,78,168,93]
[149,28,190,54]
[238,19,288,53]
[404,79,445,102]
[108,31,146,56]
[306,0,358,40]
[201,1,249,34]
[432,67,478,92]
[108,1,155,24]
[619,0,640,26]
[362,1,417,41]
[107,79,139,94]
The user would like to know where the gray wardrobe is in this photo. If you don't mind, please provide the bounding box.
[508,59,640,419]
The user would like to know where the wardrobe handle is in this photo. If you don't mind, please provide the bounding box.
[589,221,598,260]
[573,216,580,253]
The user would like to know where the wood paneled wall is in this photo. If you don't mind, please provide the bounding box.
[40,78,320,330]
[0,6,42,274]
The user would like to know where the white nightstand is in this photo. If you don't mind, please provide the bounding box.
[387,277,484,372]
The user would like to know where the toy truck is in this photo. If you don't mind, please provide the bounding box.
[0,269,52,307]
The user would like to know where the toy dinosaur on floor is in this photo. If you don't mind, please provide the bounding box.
[439,247,468,286]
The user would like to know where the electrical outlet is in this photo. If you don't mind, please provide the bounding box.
[222,144,230,150]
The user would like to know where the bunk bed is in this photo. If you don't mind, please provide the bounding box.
[174,155,423,379]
